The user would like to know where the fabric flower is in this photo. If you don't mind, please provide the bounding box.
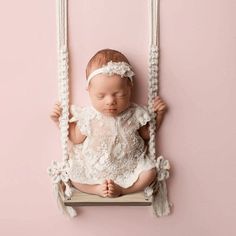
[102,61,135,79]
[47,160,70,183]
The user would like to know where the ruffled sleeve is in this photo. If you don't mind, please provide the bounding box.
[69,105,92,136]
[133,103,151,128]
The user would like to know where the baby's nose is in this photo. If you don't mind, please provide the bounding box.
[105,95,116,105]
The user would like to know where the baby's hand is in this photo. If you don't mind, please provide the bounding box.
[50,102,62,124]
[153,96,168,114]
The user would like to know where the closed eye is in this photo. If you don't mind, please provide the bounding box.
[116,92,127,97]
[96,94,105,99]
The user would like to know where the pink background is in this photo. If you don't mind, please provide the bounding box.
[0,0,235,235]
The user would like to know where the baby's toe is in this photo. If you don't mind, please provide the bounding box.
[108,185,114,191]
[102,186,107,191]
[108,192,114,197]
[107,179,113,184]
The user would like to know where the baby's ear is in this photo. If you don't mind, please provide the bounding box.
[86,83,92,91]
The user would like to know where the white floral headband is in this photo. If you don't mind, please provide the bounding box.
[87,61,135,85]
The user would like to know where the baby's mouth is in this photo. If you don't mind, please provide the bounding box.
[104,108,117,113]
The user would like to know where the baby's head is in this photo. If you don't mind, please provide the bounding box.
[86,49,134,117]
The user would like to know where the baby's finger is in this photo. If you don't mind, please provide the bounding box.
[155,102,166,109]
[52,108,61,116]
[108,186,114,191]
[50,112,60,118]
[154,103,167,112]
[55,101,61,106]
[53,105,62,113]
[53,102,62,111]
[55,106,62,112]
[51,108,62,117]
[52,112,60,119]
[153,101,163,110]
[157,101,167,108]
[54,103,62,110]
[153,98,164,106]
[154,96,162,102]
[50,114,59,122]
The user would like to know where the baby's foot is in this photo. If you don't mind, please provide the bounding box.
[107,179,123,198]
[94,180,108,197]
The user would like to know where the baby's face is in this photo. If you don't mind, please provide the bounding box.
[87,74,132,117]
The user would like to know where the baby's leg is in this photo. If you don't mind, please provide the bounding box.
[107,168,157,197]
[72,180,108,197]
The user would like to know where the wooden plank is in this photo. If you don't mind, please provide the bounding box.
[64,190,152,206]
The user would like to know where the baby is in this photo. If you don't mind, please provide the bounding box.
[51,49,167,198]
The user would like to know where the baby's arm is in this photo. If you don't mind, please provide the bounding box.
[138,124,150,141]
[68,122,86,144]
[138,96,167,140]
[50,102,86,144]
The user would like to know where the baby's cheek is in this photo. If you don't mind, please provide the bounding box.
[91,100,102,112]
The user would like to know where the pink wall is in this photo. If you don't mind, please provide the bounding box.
[0,0,235,235]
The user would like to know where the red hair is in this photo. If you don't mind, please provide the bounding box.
[86,49,130,79]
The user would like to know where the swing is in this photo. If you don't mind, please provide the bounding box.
[48,0,171,218]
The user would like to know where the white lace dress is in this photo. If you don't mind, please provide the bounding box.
[68,103,156,188]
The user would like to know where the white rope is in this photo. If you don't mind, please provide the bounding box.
[48,0,76,218]
[57,0,69,161]
[148,0,172,217]
[148,0,159,161]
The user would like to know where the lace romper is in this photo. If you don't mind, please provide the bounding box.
[69,103,156,188]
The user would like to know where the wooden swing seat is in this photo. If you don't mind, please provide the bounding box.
[64,190,152,206]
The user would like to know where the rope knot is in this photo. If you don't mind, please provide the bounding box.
[155,156,170,181]
[47,160,70,184]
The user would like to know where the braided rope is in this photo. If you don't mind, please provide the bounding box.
[147,1,172,216]
[56,0,69,160]
[148,0,160,161]
[47,0,77,218]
